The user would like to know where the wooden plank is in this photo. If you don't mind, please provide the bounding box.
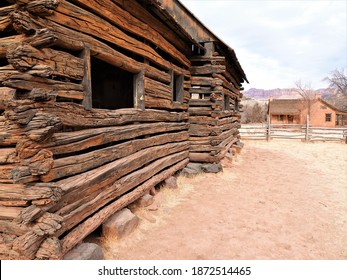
[60,157,189,256]
[80,45,92,109]
[134,70,145,110]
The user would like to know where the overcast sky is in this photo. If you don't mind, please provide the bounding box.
[180,0,347,90]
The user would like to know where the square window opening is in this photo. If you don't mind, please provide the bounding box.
[173,74,184,103]
[325,113,332,122]
[91,57,134,110]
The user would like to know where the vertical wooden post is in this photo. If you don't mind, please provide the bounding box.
[267,114,271,141]
[305,114,310,142]
[175,75,184,103]
[133,70,145,110]
[204,41,215,57]
[170,69,184,103]
[80,45,92,110]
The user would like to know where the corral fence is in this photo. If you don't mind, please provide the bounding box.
[240,123,347,142]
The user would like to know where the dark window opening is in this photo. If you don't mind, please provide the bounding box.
[0,58,8,67]
[173,74,184,102]
[277,115,284,121]
[224,95,230,110]
[325,113,332,122]
[91,57,134,110]
[288,115,294,124]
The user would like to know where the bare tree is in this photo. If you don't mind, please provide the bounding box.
[323,68,347,97]
[293,80,315,118]
[323,68,347,111]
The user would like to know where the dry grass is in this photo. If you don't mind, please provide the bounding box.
[102,173,203,259]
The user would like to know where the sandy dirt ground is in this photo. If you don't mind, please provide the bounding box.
[101,140,347,260]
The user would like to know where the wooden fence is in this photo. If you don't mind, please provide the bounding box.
[240,123,347,142]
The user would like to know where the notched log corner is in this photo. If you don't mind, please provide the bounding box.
[25,0,61,17]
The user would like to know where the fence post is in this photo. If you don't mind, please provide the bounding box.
[267,115,271,141]
[305,114,310,142]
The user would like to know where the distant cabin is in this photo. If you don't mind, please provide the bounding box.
[268,94,347,127]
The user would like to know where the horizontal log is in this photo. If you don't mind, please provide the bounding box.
[0,28,57,59]
[144,77,172,100]
[56,150,188,236]
[48,144,188,218]
[212,73,239,93]
[189,86,212,95]
[111,0,190,54]
[41,131,189,182]
[47,1,190,72]
[10,101,189,129]
[190,76,223,87]
[222,71,241,90]
[0,183,62,201]
[0,200,30,207]
[189,123,213,137]
[189,144,222,153]
[8,11,172,83]
[60,157,189,256]
[44,122,189,155]
[68,0,190,68]
[188,99,212,107]
[0,206,22,220]
[145,96,189,111]
[6,43,84,80]
[23,0,60,17]
[190,56,226,63]
[3,73,83,92]
[56,141,189,197]
[189,152,219,163]
[191,65,226,75]
[188,107,211,116]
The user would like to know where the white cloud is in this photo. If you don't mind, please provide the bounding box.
[181,0,347,90]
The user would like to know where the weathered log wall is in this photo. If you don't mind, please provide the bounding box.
[0,0,246,259]
[188,43,242,163]
[0,0,191,259]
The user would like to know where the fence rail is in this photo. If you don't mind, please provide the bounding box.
[240,123,347,142]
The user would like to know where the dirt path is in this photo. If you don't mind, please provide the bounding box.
[102,140,347,260]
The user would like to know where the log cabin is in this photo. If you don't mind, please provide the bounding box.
[0,0,247,259]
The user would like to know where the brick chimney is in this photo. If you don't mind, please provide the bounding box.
[315,93,321,100]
